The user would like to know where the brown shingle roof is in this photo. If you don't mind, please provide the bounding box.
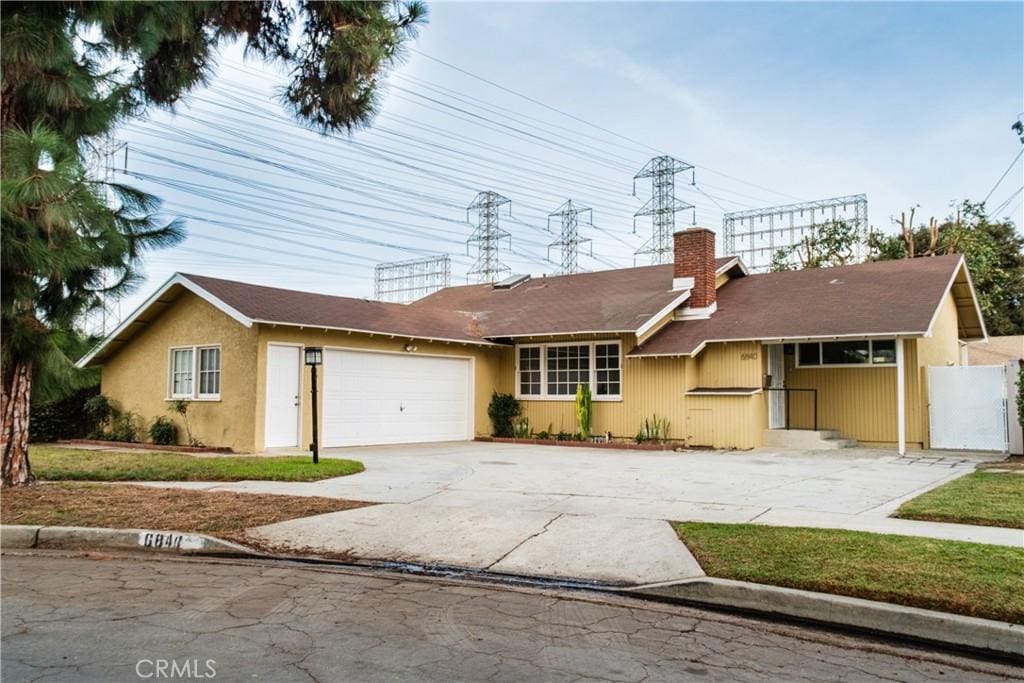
[632,254,965,357]
[410,258,738,338]
[181,273,491,344]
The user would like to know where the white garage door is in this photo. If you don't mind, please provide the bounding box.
[322,349,472,447]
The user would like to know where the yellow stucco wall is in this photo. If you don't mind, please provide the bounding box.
[252,326,508,452]
[99,292,259,451]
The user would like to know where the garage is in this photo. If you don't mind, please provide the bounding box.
[322,349,472,447]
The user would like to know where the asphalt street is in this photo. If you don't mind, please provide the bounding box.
[2,551,1019,682]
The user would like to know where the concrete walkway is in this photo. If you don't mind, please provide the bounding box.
[136,442,1019,585]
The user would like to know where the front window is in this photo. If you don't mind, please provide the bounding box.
[169,345,221,399]
[171,349,194,397]
[198,347,221,397]
[595,343,621,396]
[518,346,541,396]
[515,341,622,400]
[796,340,895,367]
[547,345,590,395]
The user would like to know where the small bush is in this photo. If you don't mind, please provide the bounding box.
[30,386,100,442]
[84,394,115,437]
[488,392,521,438]
[106,412,141,443]
[149,416,178,445]
[636,415,671,444]
[575,384,592,439]
[512,416,531,439]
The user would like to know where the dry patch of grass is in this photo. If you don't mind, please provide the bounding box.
[895,471,1024,529]
[30,445,363,482]
[673,522,1024,624]
[1,483,370,536]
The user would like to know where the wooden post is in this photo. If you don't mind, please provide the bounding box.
[896,338,906,456]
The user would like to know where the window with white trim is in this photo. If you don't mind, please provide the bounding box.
[515,341,622,399]
[169,345,221,399]
[171,348,194,397]
[796,339,896,367]
[518,346,541,396]
[198,347,221,397]
[595,343,621,396]
[547,344,590,395]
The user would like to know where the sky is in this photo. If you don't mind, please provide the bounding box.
[101,1,1024,328]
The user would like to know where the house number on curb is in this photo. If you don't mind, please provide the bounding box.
[137,531,205,551]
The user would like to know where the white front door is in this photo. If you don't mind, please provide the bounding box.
[766,344,786,429]
[322,349,471,447]
[265,344,301,448]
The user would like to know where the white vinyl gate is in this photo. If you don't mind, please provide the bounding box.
[928,365,1008,451]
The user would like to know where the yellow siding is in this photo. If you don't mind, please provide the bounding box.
[696,341,763,387]
[253,327,508,451]
[786,342,924,447]
[99,292,259,452]
[517,337,764,448]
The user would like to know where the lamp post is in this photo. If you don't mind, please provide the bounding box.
[304,346,323,464]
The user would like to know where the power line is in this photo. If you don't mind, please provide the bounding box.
[982,147,1024,204]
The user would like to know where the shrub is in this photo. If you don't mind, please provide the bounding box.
[575,384,592,439]
[636,415,671,444]
[107,412,141,443]
[487,392,521,438]
[84,394,115,437]
[149,416,178,445]
[512,416,531,439]
[30,386,100,442]
[168,399,202,447]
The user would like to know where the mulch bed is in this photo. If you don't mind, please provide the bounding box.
[1,483,369,536]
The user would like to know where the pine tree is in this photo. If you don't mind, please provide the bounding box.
[1,1,426,485]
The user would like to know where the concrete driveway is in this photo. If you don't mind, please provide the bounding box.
[163,442,1012,585]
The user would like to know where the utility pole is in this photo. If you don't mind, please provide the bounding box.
[547,200,593,274]
[632,156,695,264]
[466,191,513,283]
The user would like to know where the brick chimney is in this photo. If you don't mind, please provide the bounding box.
[673,228,717,317]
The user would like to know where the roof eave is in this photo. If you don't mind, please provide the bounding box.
[77,273,254,368]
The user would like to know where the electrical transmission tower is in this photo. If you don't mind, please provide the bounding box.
[465,191,513,283]
[632,155,695,264]
[374,255,451,303]
[83,134,128,337]
[547,200,593,274]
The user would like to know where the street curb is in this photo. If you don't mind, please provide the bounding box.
[627,577,1024,661]
[2,525,259,557]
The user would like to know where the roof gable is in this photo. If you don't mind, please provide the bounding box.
[632,254,979,357]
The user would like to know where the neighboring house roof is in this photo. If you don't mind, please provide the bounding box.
[411,257,740,338]
[632,254,985,357]
[966,335,1024,365]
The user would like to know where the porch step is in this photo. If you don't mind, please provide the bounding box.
[763,429,858,450]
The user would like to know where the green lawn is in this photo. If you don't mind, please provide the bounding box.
[672,522,1024,624]
[895,471,1024,529]
[29,445,363,482]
